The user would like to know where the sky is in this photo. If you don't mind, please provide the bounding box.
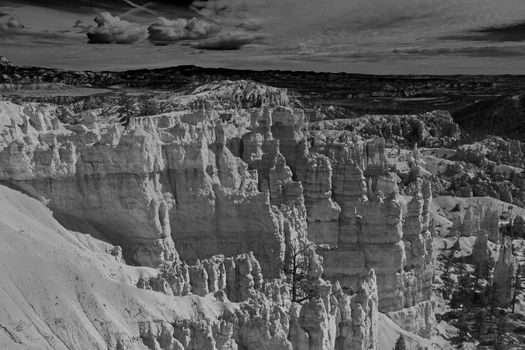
[1,0,525,74]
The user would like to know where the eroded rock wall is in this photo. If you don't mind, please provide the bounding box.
[260,107,435,337]
[0,105,302,278]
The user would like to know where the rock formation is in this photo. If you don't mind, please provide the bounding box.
[471,231,491,279]
[138,248,378,350]
[0,103,308,278]
[235,104,435,338]
[140,252,263,302]
[461,206,475,237]
[454,204,500,243]
[483,208,500,243]
[493,240,518,306]
[0,83,436,345]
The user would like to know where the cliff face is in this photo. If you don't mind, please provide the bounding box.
[0,104,303,278]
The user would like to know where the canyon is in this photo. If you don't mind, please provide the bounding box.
[2,64,525,349]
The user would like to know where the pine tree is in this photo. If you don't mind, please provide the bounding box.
[511,265,521,313]
[494,311,507,350]
[118,93,139,127]
[393,335,407,350]
[282,243,321,304]
[141,95,160,116]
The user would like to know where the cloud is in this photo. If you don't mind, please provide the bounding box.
[297,42,316,56]
[148,17,219,44]
[190,31,261,50]
[147,1,263,49]
[190,0,264,33]
[0,15,25,31]
[87,12,146,44]
[236,19,263,32]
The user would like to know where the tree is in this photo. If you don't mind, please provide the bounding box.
[140,95,161,116]
[494,310,507,350]
[477,309,485,338]
[118,93,139,127]
[450,262,473,310]
[511,264,521,313]
[393,335,407,350]
[282,243,317,303]
[489,282,497,320]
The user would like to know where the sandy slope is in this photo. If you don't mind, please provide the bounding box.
[377,313,445,350]
[0,184,224,350]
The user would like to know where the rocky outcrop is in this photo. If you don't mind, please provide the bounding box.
[140,252,262,302]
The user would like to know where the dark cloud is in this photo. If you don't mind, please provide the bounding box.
[87,12,147,44]
[442,22,525,43]
[476,22,525,42]
[191,31,261,50]
[190,0,249,18]
[393,45,525,57]
[148,17,219,45]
